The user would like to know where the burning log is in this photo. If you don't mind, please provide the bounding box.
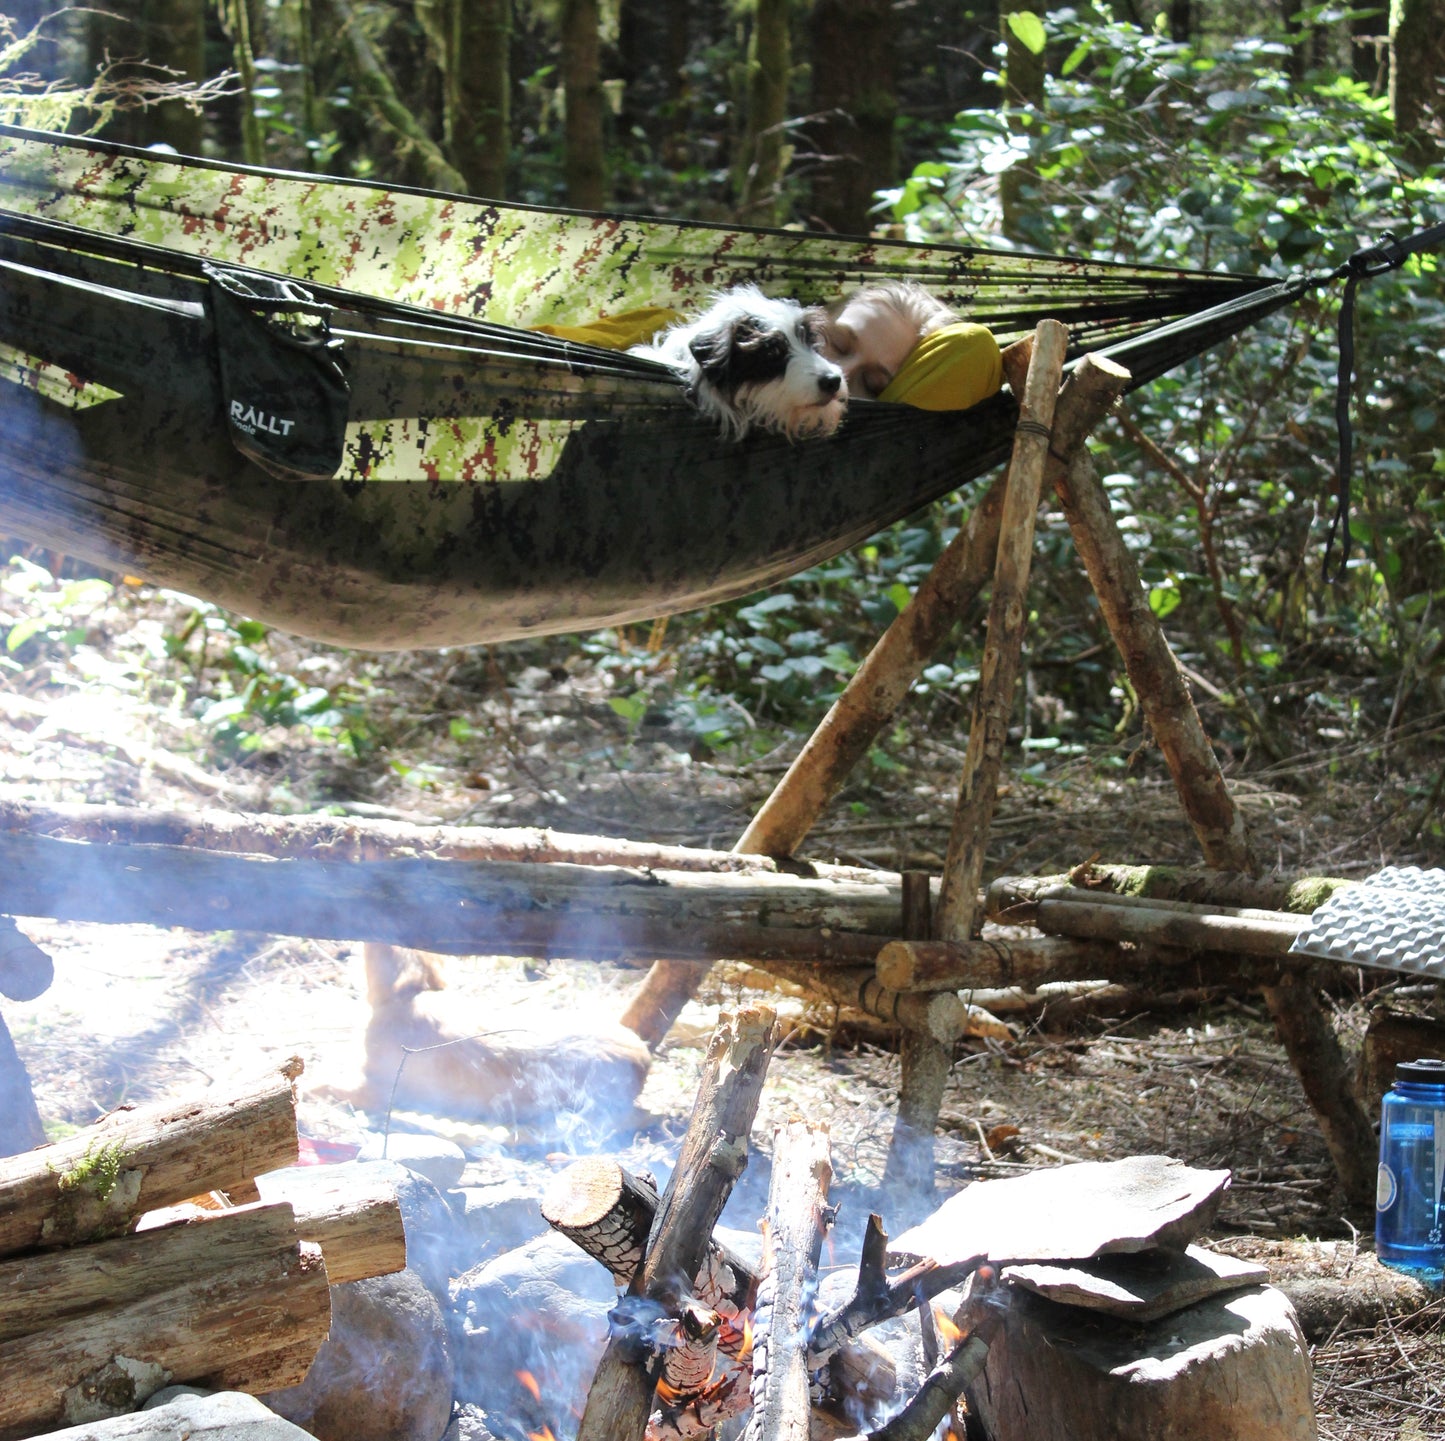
[744,1119,833,1441]
[0,1059,302,1256]
[576,1006,778,1441]
[544,1157,906,1436]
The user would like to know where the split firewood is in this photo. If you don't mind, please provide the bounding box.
[250,1161,406,1285]
[744,1119,833,1441]
[575,1006,777,1441]
[0,1200,309,1345]
[0,1059,302,1256]
[0,1219,329,1436]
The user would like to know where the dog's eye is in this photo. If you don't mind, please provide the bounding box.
[801,316,823,349]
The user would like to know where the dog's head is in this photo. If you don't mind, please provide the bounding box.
[685,288,847,440]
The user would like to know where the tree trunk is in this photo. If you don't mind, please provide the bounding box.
[737,0,792,221]
[1390,0,1445,162]
[445,0,511,198]
[562,0,607,209]
[223,0,265,165]
[808,0,897,233]
[998,0,1045,243]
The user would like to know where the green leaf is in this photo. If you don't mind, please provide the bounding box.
[5,616,43,652]
[1061,38,1094,75]
[1006,10,1047,55]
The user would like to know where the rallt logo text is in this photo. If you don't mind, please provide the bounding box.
[230,399,296,437]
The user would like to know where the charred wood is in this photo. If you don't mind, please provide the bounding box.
[575,1007,777,1441]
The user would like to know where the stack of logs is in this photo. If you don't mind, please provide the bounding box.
[542,1005,999,1441]
[0,1059,405,1440]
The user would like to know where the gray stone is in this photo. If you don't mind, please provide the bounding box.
[1003,1244,1270,1322]
[449,1231,615,1436]
[891,1156,1231,1268]
[447,1178,545,1269]
[33,1389,314,1439]
[263,1270,453,1441]
[359,1133,468,1191]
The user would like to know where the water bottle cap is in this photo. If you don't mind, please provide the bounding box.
[1395,1057,1445,1084]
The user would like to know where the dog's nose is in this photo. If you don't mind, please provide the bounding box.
[818,371,842,397]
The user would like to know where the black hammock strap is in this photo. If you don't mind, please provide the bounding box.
[1319,219,1445,582]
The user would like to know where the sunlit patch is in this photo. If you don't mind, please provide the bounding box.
[0,342,121,409]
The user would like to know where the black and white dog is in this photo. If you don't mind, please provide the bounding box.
[631,284,848,440]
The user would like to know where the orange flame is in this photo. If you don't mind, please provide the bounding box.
[935,1307,965,1346]
[737,1310,754,1363]
[515,1371,543,1404]
[527,1430,557,1441]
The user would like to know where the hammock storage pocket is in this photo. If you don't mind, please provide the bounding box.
[205,264,351,482]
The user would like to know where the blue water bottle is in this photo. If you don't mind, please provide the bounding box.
[1377,1058,1445,1282]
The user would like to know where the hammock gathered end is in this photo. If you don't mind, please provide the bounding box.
[0,124,1300,650]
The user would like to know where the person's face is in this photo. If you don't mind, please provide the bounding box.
[820,297,920,399]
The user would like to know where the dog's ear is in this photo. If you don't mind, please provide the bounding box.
[688,321,738,385]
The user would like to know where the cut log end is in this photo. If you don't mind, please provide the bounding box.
[542,1154,631,1230]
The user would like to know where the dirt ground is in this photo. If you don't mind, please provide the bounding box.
[1,554,1442,1439]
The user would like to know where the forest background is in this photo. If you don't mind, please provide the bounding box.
[0,0,1443,862]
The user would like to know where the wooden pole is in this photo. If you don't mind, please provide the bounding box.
[1052,441,1376,1203]
[0,1061,301,1257]
[744,1119,833,1441]
[575,1007,777,1441]
[882,873,950,1199]
[934,318,1070,942]
[1050,449,1254,873]
[0,799,871,881]
[0,830,922,967]
[876,934,1137,993]
[988,865,1352,917]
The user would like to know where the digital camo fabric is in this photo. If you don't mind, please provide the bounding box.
[0,126,1269,340]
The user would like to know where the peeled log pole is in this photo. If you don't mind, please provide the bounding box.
[988,867,1353,918]
[0,830,908,966]
[0,799,874,881]
[745,1120,833,1441]
[576,1007,778,1441]
[876,934,1138,993]
[0,1060,301,1257]
[0,1234,329,1438]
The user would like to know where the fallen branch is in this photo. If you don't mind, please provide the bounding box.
[988,867,1353,919]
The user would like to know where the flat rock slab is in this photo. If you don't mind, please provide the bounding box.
[972,1284,1316,1441]
[1004,1244,1269,1322]
[890,1156,1230,1268]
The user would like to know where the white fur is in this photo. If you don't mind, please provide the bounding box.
[631,284,848,440]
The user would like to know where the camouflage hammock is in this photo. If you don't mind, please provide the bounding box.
[0,124,1308,650]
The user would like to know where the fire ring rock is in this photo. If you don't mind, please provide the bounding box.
[263,1269,454,1441]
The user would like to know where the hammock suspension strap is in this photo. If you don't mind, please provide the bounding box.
[1319,219,1445,582]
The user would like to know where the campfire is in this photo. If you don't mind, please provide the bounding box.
[0,1004,1322,1441]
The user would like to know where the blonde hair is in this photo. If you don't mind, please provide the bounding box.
[833,281,960,338]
